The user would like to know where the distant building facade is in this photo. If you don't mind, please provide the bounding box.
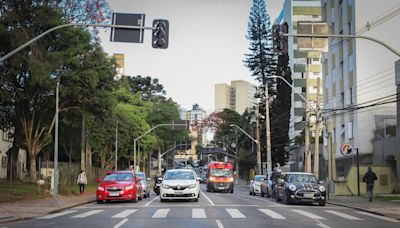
[215,80,256,114]
[0,129,27,180]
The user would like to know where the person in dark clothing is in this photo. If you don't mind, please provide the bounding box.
[363,167,377,202]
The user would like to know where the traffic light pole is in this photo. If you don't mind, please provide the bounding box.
[0,23,158,62]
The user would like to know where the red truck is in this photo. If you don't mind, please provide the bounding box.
[206,162,234,193]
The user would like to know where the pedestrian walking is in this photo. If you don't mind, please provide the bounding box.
[77,170,87,195]
[363,167,377,202]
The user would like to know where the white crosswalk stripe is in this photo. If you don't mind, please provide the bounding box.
[325,210,363,221]
[152,209,170,218]
[258,209,286,219]
[37,210,77,219]
[356,211,399,223]
[112,209,138,218]
[192,208,207,218]
[226,209,246,218]
[291,209,325,220]
[71,210,103,218]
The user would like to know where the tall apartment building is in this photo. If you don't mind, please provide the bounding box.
[322,0,399,181]
[276,0,324,141]
[113,53,125,78]
[214,80,256,114]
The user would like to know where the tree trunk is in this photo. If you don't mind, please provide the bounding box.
[80,115,85,171]
[30,156,37,183]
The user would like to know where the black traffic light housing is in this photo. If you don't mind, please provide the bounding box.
[152,19,169,49]
[272,22,288,53]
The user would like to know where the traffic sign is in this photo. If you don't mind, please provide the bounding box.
[110,13,145,43]
[339,143,353,157]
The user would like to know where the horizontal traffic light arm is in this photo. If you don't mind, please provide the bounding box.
[283,33,400,57]
[0,23,158,62]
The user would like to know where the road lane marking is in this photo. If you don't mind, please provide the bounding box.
[71,210,103,218]
[112,209,138,218]
[356,211,399,223]
[316,221,331,228]
[226,209,246,218]
[113,218,128,228]
[216,219,224,228]
[258,209,286,219]
[201,192,215,206]
[37,210,77,219]
[152,209,170,218]
[291,209,325,220]
[192,208,207,218]
[325,210,363,220]
[145,196,159,206]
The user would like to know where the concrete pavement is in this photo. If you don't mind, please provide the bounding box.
[0,193,95,223]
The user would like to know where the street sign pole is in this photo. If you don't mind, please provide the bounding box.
[356,148,360,196]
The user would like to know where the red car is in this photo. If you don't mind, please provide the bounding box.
[96,171,143,203]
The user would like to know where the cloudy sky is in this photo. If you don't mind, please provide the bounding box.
[100,0,284,112]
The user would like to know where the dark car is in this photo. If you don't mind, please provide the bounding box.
[275,172,326,206]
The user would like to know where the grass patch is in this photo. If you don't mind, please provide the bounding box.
[59,183,97,195]
[0,180,50,203]
[375,195,400,202]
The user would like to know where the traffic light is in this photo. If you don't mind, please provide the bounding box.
[272,23,288,53]
[152,19,169,49]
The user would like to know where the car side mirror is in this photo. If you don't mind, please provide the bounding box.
[158,177,163,181]
[135,177,142,182]
[97,178,103,183]
[147,177,151,181]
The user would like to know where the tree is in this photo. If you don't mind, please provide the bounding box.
[270,54,292,166]
[244,0,277,168]
[123,76,166,101]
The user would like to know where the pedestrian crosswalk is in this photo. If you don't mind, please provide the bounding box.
[35,207,398,223]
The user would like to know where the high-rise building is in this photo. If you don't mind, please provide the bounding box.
[322,0,399,185]
[113,53,125,78]
[276,0,324,142]
[214,80,256,114]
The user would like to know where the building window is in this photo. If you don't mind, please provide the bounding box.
[302,87,306,93]
[349,87,353,104]
[332,128,336,144]
[341,92,345,107]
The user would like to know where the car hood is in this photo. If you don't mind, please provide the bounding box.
[289,182,319,190]
[162,179,196,186]
[100,181,133,187]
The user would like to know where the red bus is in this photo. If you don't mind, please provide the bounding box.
[206,162,234,193]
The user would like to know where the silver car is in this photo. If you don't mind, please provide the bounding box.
[136,172,151,198]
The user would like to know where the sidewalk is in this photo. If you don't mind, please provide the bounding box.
[328,195,400,220]
[0,193,95,223]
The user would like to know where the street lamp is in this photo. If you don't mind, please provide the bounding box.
[53,68,62,206]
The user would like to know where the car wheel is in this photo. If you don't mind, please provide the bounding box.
[230,189,234,193]
[261,191,265,197]
[194,197,199,202]
[284,191,292,205]
[319,199,326,206]
[198,192,201,198]
[160,197,166,202]
[249,191,252,195]
[143,192,147,198]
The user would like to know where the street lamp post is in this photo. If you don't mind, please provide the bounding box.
[53,70,61,206]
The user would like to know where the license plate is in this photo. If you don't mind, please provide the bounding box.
[174,190,184,195]
[304,193,314,198]
[218,187,226,190]
[109,192,120,197]
[156,183,161,186]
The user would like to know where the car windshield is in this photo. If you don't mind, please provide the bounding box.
[255,176,263,182]
[136,173,145,179]
[287,174,317,183]
[164,171,195,180]
[103,173,133,182]
[210,168,232,177]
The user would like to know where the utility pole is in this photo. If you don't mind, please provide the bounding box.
[314,78,321,179]
[256,106,262,175]
[53,73,60,206]
[305,59,311,173]
[115,120,118,171]
[265,85,272,174]
[235,132,239,185]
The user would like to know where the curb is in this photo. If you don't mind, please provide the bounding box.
[327,201,400,221]
[0,198,96,225]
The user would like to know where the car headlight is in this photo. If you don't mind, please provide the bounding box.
[209,176,215,182]
[162,184,170,189]
[289,184,296,191]
[125,185,134,191]
[319,186,326,192]
[227,177,234,182]
[188,183,196,189]
[97,186,105,191]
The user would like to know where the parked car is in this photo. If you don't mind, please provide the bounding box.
[160,169,201,202]
[135,172,151,198]
[96,171,143,203]
[199,174,207,183]
[260,172,272,198]
[249,175,264,195]
[275,172,326,206]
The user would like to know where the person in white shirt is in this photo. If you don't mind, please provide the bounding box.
[77,170,87,195]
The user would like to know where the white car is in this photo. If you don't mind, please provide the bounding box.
[160,169,201,202]
[249,175,264,195]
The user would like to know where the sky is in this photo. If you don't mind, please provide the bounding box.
[99,0,284,112]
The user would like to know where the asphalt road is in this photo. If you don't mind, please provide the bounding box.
[2,182,399,228]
